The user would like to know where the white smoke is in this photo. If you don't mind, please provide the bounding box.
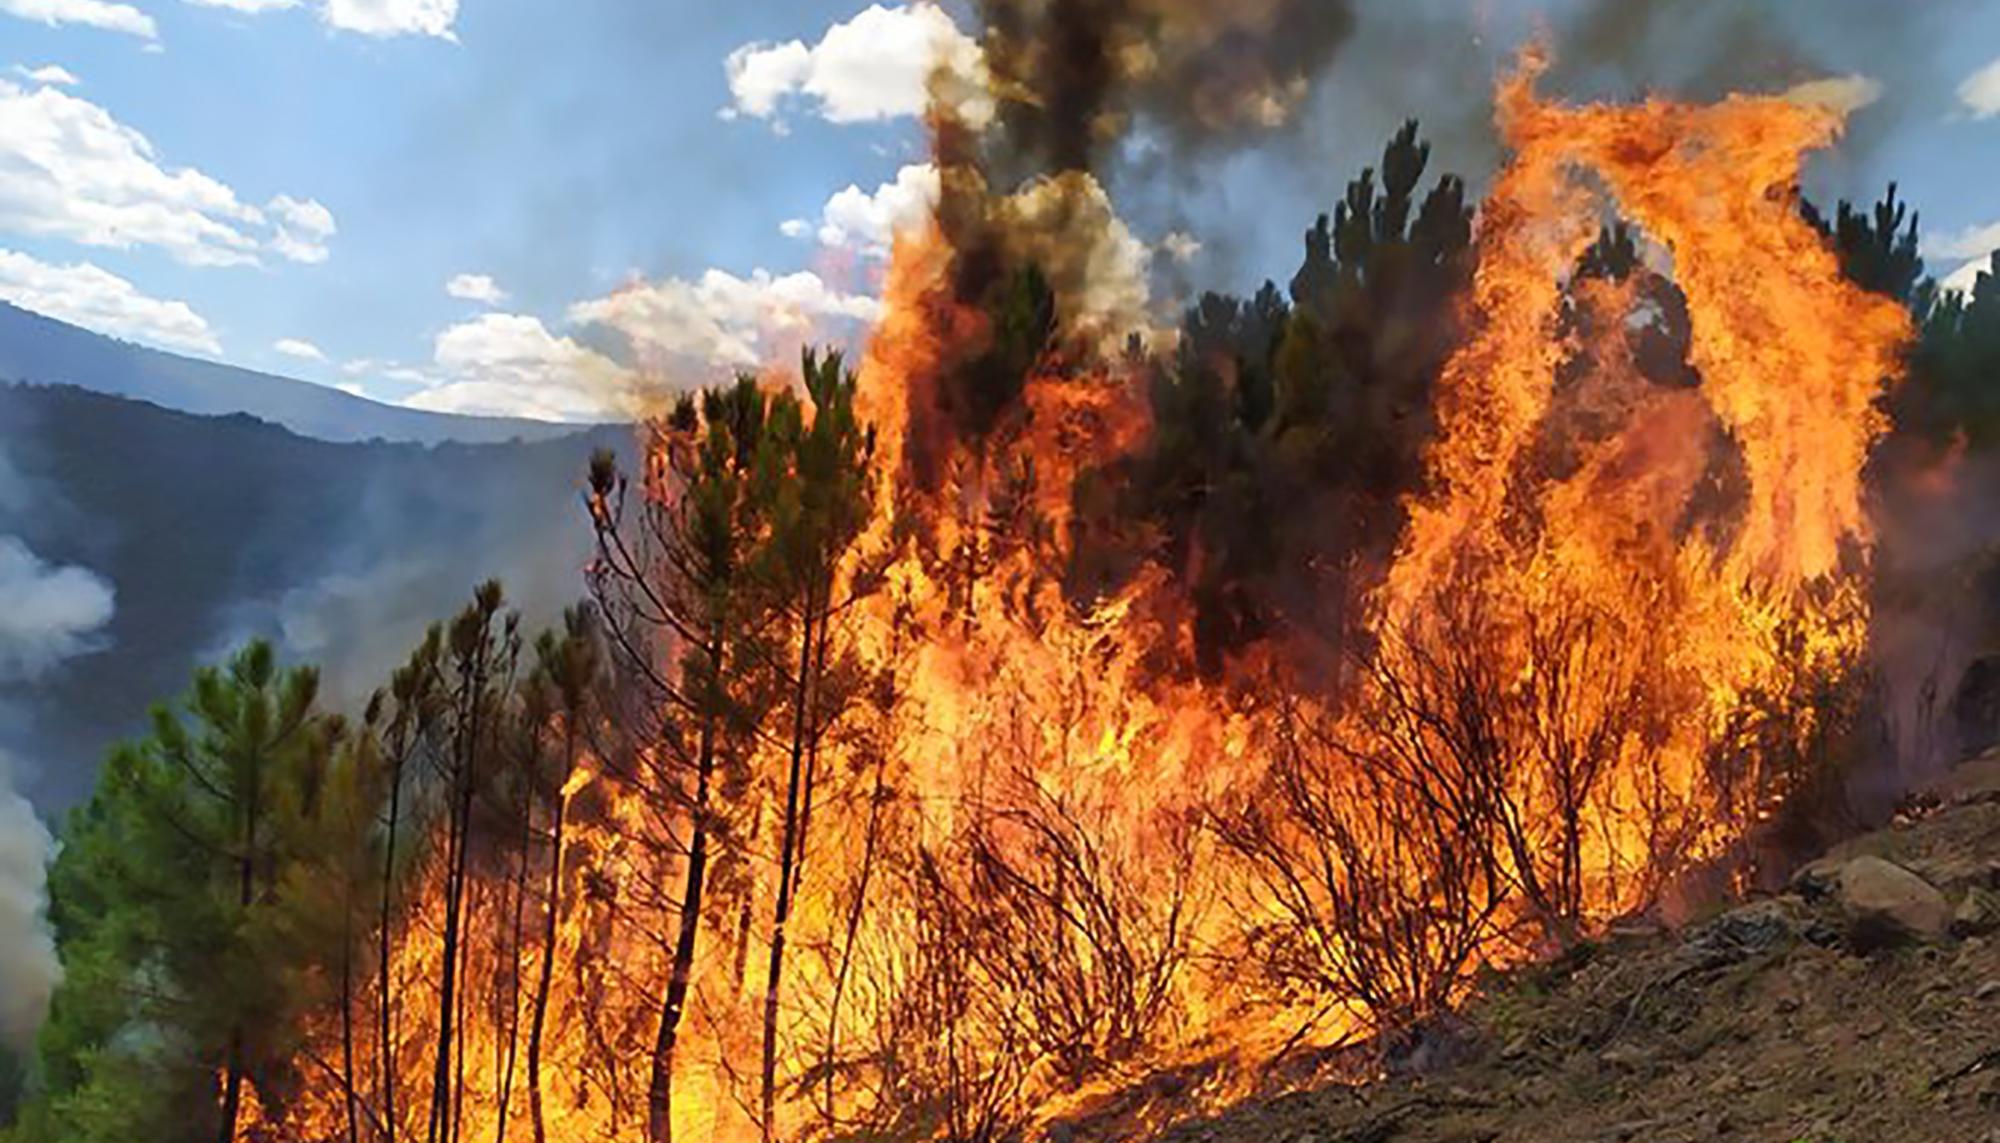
[0,537,115,679]
[0,757,58,1051]
[0,532,113,1050]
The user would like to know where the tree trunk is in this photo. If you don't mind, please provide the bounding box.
[760,595,820,1141]
[430,651,487,1143]
[341,919,361,1143]
[526,720,575,1143]
[494,772,536,1143]
[646,633,725,1143]
[379,743,406,1143]
[218,735,263,1143]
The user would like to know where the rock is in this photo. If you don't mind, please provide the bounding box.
[1687,898,1800,958]
[1790,856,1845,902]
[1956,886,2000,937]
[1837,855,1950,947]
[1977,980,2000,1001]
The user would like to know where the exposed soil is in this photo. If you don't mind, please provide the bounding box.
[1153,755,2000,1143]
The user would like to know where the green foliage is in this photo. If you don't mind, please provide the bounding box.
[1079,120,1474,668]
[1805,184,2000,450]
[1803,184,1928,308]
[15,641,345,1142]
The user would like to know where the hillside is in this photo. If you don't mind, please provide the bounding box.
[0,383,630,811]
[0,302,591,445]
[1155,757,2000,1143]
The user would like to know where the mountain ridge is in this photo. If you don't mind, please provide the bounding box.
[0,301,609,445]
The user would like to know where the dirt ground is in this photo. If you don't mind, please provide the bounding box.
[1150,756,2000,1143]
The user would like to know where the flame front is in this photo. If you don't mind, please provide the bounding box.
[246,57,1909,1143]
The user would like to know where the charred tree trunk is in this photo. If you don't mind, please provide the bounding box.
[378,734,407,1143]
[216,733,263,1143]
[526,717,575,1143]
[647,633,726,1143]
[429,634,491,1143]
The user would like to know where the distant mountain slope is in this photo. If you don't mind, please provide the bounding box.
[0,383,633,811]
[0,302,593,445]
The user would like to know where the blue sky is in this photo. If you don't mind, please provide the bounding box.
[1,0,1997,420]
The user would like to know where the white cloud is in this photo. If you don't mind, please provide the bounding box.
[571,268,880,372]
[267,194,336,264]
[0,248,221,354]
[724,3,988,126]
[11,65,79,86]
[1943,255,1994,297]
[403,312,625,422]
[779,218,811,239]
[1933,220,2000,262]
[809,162,938,258]
[321,0,459,40]
[0,80,334,267]
[184,0,301,10]
[1959,56,2000,119]
[446,272,507,305]
[1929,219,1999,297]
[0,0,155,40]
[400,264,887,422]
[274,337,326,361]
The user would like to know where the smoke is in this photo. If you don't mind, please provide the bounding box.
[0,753,58,1052]
[0,537,115,681]
[974,0,1359,181]
[0,525,108,1051]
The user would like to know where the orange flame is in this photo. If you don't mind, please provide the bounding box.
[249,50,1907,1143]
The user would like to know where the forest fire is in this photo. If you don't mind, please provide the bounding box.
[218,44,1915,1143]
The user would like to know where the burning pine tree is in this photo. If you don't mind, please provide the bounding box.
[14,31,1955,1143]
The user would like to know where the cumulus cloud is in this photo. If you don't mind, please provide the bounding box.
[1942,254,1995,297]
[1933,220,2000,262]
[184,0,302,11]
[724,3,987,126]
[267,195,336,264]
[1960,56,2000,119]
[805,162,939,258]
[401,312,625,422]
[0,0,155,39]
[0,248,221,354]
[274,337,326,361]
[446,272,507,305]
[11,65,79,86]
[572,268,880,373]
[0,80,335,267]
[395,264,885,421]
[321,0,459,40]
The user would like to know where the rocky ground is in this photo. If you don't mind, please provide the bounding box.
[1156,754,2000,1143]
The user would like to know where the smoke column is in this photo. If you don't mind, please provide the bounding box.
[0,528,114,1049]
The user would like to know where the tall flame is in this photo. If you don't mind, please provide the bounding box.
[246,52,1908,1143]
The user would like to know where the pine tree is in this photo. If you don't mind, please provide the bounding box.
[15,642,339,1143]
[588,376,785,1143]
[757,349,876,1141]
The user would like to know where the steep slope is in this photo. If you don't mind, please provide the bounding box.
[0,383,631,811]
[0,303,591,445]
[1153,760,2000,1143]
